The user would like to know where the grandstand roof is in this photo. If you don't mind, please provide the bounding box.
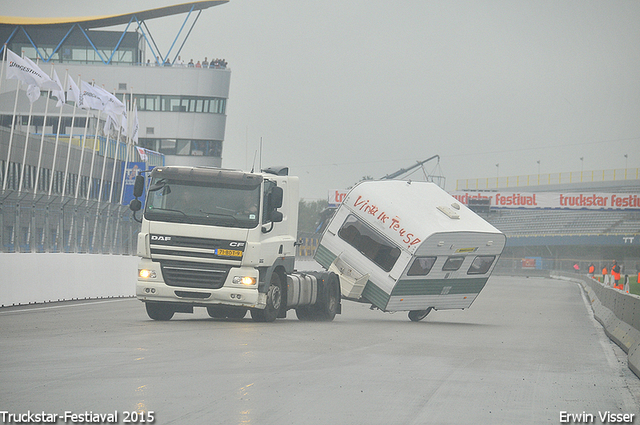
[0,1,228,29]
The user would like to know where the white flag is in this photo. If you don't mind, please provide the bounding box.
[67,77,81,105]
[52,70,65,107]
[5,49,59,91]
[136,146,148,161]
[79,80,106,110]
[131,104,139,144]
[94,85,125,118]
[26,84,41,103]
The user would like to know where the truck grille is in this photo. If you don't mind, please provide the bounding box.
[160,260,231,289]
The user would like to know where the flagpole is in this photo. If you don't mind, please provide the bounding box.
[0,45,7,105]
[82,109,100,200]
[61,75,80,198]
[33,65,55,197]
[2,79,21,191]
[108,95,125,204]
[18,92,36,193]
[119,95,135,204]
[98,120,111,204]
[48,70,69,197]
[104,94,126,254]
[113,93,133,252]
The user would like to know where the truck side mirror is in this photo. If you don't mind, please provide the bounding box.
[133,175,145,198]
[270,186,283,209]
[270,210,283,223]
[129,199,142,212]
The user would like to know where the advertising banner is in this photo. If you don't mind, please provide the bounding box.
[121,162,146,206]
[328,189,349,207]
[451,191,640,211]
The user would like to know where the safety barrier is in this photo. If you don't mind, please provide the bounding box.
[552,271,640,379]
[0,253,137,307]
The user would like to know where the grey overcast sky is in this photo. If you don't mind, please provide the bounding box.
[3,1,640,199]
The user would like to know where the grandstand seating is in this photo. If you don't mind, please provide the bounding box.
[485,209,640,237]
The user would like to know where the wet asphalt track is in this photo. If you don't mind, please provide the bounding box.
[1,275,639,425]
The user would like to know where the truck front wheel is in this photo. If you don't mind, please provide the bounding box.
[145,302,175,321]
[251,273,283,322]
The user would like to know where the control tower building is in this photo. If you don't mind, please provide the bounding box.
[0,0,230,168]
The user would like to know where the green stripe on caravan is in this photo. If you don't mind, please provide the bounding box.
[314,244,337,270]
[391,278,489,297]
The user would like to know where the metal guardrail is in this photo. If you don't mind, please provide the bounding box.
[0,190,138,254]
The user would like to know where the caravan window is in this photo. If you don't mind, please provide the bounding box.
[442,256,465,271]
[338,215,401,272]
[467,256,496,275]
[407,257,437,276]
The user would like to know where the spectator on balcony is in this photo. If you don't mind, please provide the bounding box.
[187,59,195,67]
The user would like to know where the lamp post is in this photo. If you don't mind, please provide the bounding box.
[624,154,628,179]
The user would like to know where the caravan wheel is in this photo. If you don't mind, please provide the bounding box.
[408,308,432,322]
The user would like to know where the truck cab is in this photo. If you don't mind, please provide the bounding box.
[132,166,340,322]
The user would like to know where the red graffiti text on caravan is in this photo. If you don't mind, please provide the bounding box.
[353,195,421,249]
[494,193,537,207]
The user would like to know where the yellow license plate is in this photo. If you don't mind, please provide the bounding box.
[217,249,243,257]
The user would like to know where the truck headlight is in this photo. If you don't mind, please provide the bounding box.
[139,269,156,279]
[233,276,256,286]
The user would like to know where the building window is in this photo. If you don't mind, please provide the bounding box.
[139,139,222,157]
[131,94,226,115]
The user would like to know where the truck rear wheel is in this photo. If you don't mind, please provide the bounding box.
[145,302,175,321]
[315,273,340,321]
[251,273,282,322]
[408,307,432,322]
[295,272,340,322]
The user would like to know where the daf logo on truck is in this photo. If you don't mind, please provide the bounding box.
[151,235,171,242]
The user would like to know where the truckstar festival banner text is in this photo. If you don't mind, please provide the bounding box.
[450,191,640,211]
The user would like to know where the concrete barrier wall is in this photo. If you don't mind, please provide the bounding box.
[552,271,640,379]
[0,253,138,307]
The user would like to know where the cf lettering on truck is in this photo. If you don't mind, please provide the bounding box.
[314,180,506,321]
[129,166,341,322]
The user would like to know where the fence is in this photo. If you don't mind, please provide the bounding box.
[0,190,138,254]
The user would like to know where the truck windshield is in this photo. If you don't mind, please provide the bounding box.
[144,178,260,228]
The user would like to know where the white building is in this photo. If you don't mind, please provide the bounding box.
[0,1,231,253]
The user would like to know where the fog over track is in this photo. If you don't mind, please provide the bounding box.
[1,275,638,424]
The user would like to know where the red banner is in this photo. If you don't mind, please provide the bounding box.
[451,191,640,210]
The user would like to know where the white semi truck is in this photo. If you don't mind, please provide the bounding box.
[130,165,341,322]
[130,166,505,322]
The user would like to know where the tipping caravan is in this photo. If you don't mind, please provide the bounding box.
[314,180,506,321]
